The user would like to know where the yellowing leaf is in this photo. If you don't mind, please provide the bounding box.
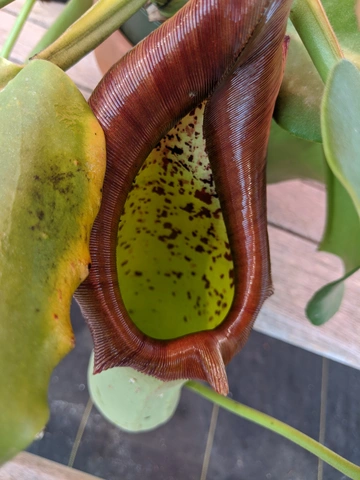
[0,60,106,462]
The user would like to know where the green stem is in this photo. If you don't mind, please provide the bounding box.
[0,0,36,59]
[29,0,93,58]
[186,381,360,480]
[0,0,15,8]
[32,0,146,71]
[290,0,343,83]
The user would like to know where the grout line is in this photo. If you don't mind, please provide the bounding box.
[267,220,319,245]
[68,396,93,469]
[3,5,62,30]
[301,179,326,193]
[200,403,219,480]
[317,357,329,480]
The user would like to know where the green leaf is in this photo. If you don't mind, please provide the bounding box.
[306,165,360,324]
[306,267,360,325]
[0,59,105,463]
[33,0,147,71]
[0,57,22,90]
[29,0,93,58]
[321,0,360,66]
[0,0,15,8]
[267,120,325,183]
[276,0,360,142]
[319,165,360,270]
[321,59,360,218]
[274,22,323,143]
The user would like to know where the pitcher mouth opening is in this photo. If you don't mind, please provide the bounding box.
[116,102,235,341]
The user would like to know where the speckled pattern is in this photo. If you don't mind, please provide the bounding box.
[117,102,234,339]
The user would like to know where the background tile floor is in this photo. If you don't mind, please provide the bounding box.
[26,301,360,480]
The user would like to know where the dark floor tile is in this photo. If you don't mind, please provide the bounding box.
[26,303,332,480]
[323,361,360,480]
[207,330,323,480]
[26,300,93,464]
[47,301,93,405]
[27,399,86,465]
[73,387,213,480]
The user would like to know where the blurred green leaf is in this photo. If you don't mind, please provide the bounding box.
[0,57,22,90]
[274,22,323,142]
[306,164,360,324]
[267,120,324,183]
[276,0,360,142]
[322,0,360,66]
[322,59,360,217]
[306,266,359,325]
[319,160,360,271]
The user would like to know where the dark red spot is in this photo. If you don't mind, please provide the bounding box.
[194,207,211,219]
[172,271,183,279]
[153,186,165,195]
[207,224,216,238]
[224,252,232,261]
[195,189,212,205]
[161,157,171,173]
[180,203,194,213]
[213,208,222,219]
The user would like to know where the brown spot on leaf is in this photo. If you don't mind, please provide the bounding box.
[202,274,210,289]
[152,186,165,195]
[195,189,212,205]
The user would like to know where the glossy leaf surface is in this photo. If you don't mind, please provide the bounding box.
[0,60,105,462]
[306,166,360,324]
[307,266,360,325]
[322,59,360,217]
